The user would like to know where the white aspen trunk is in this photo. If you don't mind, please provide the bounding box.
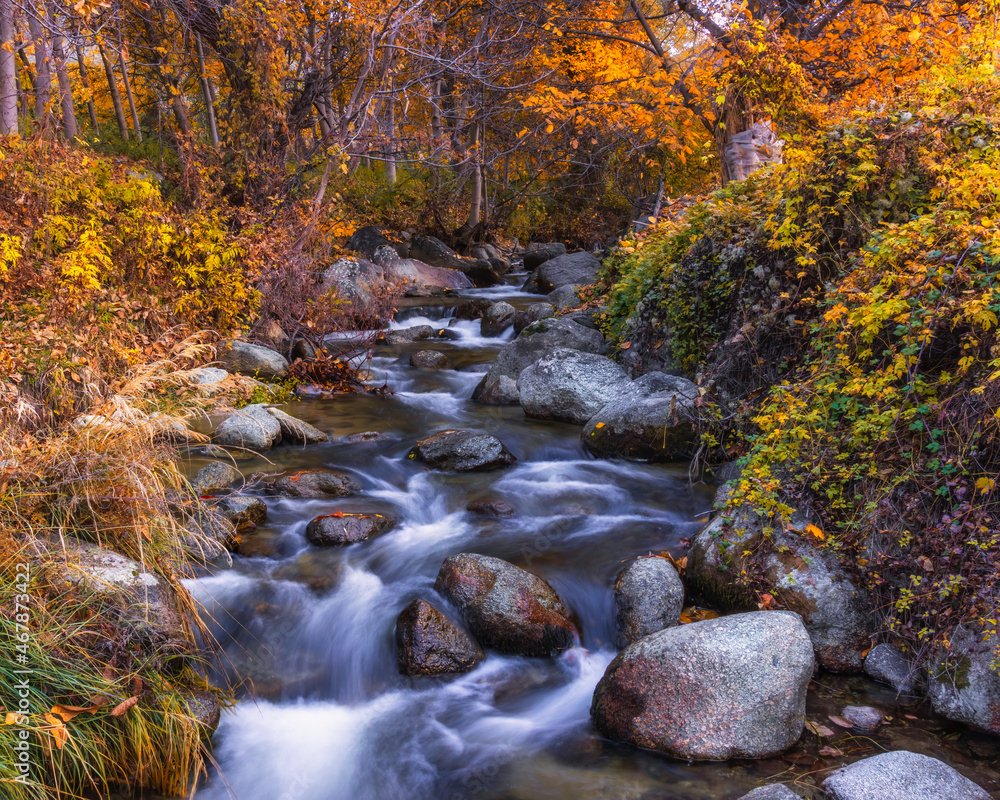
[195,34,219,147]
[0,0,17,135]
[75,42,98,133]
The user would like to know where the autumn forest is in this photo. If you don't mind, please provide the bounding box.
[1,0,1000,799]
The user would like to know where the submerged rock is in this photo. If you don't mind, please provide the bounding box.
[840,705,883,732]
[305,512,396,546]
[434,553,577,657]
[410,350,451,369]
[410,430,517,472]
[218,341,289,380]
[738,787,802,800]
[821,751,990,800]
[591,611,814,760]
[396,599,484,676]
[613,556,684,648]
[268,469,360,498]
[472,318,607,405]
[466,498,516,518]
[380,325,437,346]
[266,407,329,445]
[271,551,345,593]
[518,348,631,424]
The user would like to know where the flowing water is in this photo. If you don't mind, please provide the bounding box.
[185,279,1000,800]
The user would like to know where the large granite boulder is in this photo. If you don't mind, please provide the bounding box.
[322,256,387,307]
[410,350,451,369]
[517,348,631,425]
[822,751,990,800]
[381,253,474,292]
[434,554,577,657]
[395,599,484,676]
[582,373,699,461]
[213,494,267,532]
[547,284,582,311]
[687,505,873,672]
[213,404,282,451]
[218,342,289,380]
[927,624,1000,734]
[613,556,684,648]
[472,318,607,405]
[410,430,517,472]
[347,226,405,259]
[591,611,814,760]
[522,242,567,270]
[409,235,496,287]
[536,252,601,292]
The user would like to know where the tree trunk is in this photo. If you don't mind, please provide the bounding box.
[75,42,98,133]
[466,117,482,230]
[46,0,77,138]
[25,3,50,127]
[384,82,396,184]
[119,45,142,142]
[98,42,129,140]
[0,0,17,135]
[195,34,219,146]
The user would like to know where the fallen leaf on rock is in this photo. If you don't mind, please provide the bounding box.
[805,719,836,737]
[819,745,844,757]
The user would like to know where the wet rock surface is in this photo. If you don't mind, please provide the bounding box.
[613,556,684,648]
[821,750,990,800]
[536,252,600,292]
[396,599,484,676]
[466,498,516,518]
[213,404,283,451]
[410,350,451,369]
[591,611,815,760]
[434,553,578,657]
[268,469,361,498]
[480,301,517,337]
[522,242,567,270]
[513,303,555,334]
[305,512,397,546]
[410,430,517,472]
[517,348,631,424]
[190,461,241,495]
[266,407,329,444]
[927,624,1000,735]
[214,494,268,532]
[864,644,919,694]
[472,318,607,405]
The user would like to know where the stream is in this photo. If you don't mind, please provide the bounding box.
[185,276,1000,800]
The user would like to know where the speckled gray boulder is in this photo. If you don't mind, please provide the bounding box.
[582,373,700,461]
[518,348,631,424]
[410,430,516,472]
[218,341,289,380]
[513,303,555,334]
[591,611,814,760]
[536,251,600,292]
[687,505,873,673]
[738,786,801,800]
[381,325,437,346]
[396,599,484,676]
[522,242,566,270]
[214,494,267,532]
[480,301,517,337]
[864,644,919,693]
[927,624,1000,734]
[547,284,582,311]
[213,404,282,451]
[410,350,451,369]
[822,751,989,800]
[472,318,606,405]
[190,461,241,496]
[613,556,684,648]
[266,407,329,445]
[435,553,577,657]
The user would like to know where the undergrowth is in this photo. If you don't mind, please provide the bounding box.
[599,52,1000,657]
